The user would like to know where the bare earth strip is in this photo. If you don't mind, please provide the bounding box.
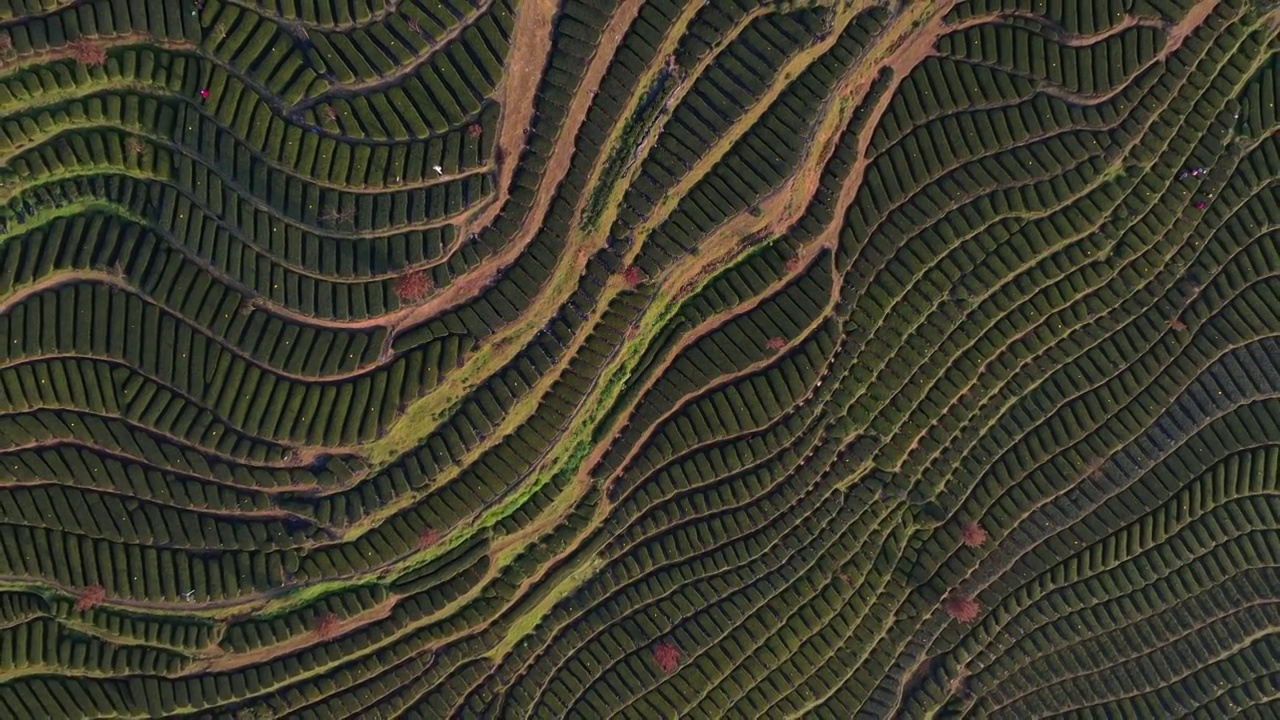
[387,0,644,336]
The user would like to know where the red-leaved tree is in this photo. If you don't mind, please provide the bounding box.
[765,337,786,351]
[395,270,432,303]
[652,641,680,675]
[69,38,108,67]
[960,522,986,548]
[623,265,645,288]
[467,123,484,139]
[1170,318,1187,332]
[418,527,441,550]
[313,612,340,640]
[943,594,980,623]
[76,585,107,612]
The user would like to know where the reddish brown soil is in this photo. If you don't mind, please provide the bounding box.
[1166,0,1218,51]
[188,597,399,674]
[388,0,646,335]
[457,0,559,239]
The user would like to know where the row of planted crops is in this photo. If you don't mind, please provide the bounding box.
[0,0,1275,717]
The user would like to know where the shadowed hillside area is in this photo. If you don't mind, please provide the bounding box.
[0,0,1276,717]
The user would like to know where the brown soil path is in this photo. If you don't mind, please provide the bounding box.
[186,596,400,674]
[657,0,950,288]
[387,0,646,337]
[1166,0,1218,50]
[1047,15,1161,46]
[621,29,843,254]
[354,0,650,463]
[458,0,556,240]
[463,0,730,593]
[809,2,953,255]
[0,270,125,315]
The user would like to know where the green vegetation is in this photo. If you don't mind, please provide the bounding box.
[0,0,1275,717]
[578,60,680,233]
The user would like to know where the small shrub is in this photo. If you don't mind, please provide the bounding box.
[76,585,107,612]
[320,205,355,228]
[236,706,276,720]
[395,270,432,303]
[69,38,108,67]
[1169,318,1187,332]
[943,593,979,623]
[959,522,986,548]
[652,641,680,675]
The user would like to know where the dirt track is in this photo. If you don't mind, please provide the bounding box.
[387,0,645,336]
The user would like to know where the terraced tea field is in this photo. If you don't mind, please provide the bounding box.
[0,0,1276,717]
